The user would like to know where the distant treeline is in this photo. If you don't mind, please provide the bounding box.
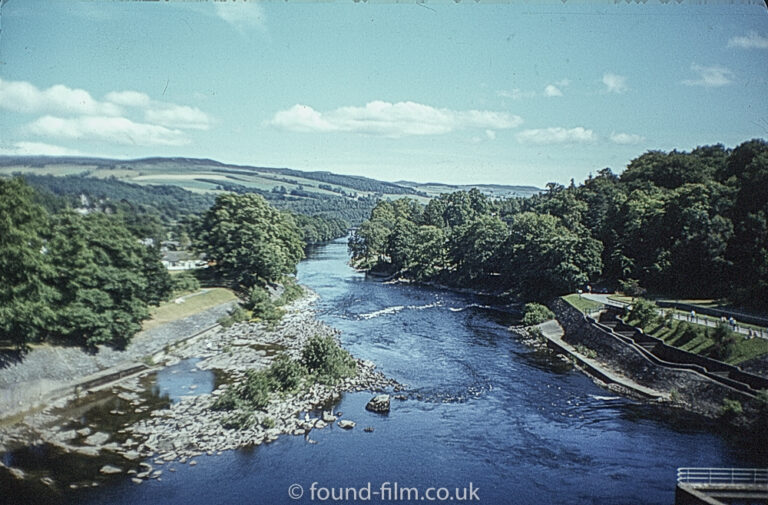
[350,139,768,311]
[19,173,216,221]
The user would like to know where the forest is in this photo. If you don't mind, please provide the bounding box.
[0,179,345,350]
[349,139,768,311]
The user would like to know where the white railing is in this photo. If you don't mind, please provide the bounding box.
[677,467,768,485]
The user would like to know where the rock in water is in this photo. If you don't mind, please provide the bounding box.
[99,465,123,475]
[338,420,356,430]
[322,411,337,423]
[365,394,391,413]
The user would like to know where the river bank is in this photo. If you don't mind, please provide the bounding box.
[0,290,400,494]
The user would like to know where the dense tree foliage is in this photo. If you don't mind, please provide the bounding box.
[196,193,305,289]
[350,139,768,309]
[0,178,172,348]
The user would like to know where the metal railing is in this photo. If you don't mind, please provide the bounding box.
[677,467,768,485]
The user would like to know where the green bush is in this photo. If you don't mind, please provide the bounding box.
[171,271,200,295]
[211,388,243,411]
[268,354,306,391]
[218,306,249,328]
[240,370,273,409]
[710,322,738,361]
[301,335,357,384]
[720,398,743,418]
[521,303,555,326]
[276,277,304,306]
[246,286,285,325]
[628,298,659,328]
[260,416,276,429]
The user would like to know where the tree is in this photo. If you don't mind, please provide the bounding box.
[196,193,304,288]
[45,212,164,348]
[0,178,55,347]
[503,213,602,300]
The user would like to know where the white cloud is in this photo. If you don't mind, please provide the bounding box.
[727,31,768,49]
[497,88,536,100]
[105,90,151,108]
[215,2,265,31]
[0,141,86,156]
[543,84,563,97]
[26,115,190,146]
[602,73,628,94]
[610,132,644,145]
[682,64,734,87]
[485,129,497,140]
[516,126,596,145]
[0,78,122,116]
[145,104,210,130]
[269,101,523,138]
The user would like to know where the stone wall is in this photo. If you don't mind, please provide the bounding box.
[550,298,756,418]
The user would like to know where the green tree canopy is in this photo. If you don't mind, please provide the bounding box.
[197,193,305,288]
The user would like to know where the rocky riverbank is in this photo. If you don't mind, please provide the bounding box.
[0,290,401,489]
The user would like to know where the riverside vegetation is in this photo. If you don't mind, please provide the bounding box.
[349,139,768,312]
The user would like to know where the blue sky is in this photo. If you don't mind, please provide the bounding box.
[0,0,766,187]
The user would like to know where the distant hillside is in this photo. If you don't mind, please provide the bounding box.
[0,156,541,224]
[396,180,541,199]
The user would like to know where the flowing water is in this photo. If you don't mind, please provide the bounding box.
[3,238,764,505]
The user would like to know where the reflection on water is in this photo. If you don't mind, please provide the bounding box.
[151,358,214,404]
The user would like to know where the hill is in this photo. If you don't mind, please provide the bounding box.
[0,156,540,224]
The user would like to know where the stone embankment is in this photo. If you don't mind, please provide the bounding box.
[548,298,764,419]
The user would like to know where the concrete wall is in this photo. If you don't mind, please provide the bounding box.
[550,298,756,418]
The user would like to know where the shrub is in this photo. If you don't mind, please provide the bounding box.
[211,388,242,411]
[720,398,743,418]
[246,286,285,325]
[521,303,555,326]
[261,416,276,429]
[619,278,646,298]
[171,272,200,295]
[628,298,659,328]
[301,335,357,384]
[710,322,738,360]
[218,306,249,328]
[276,277,304,306]
[268,354,306,391]
[240,370,273,409]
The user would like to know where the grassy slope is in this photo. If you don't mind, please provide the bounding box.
[143,288,237,330]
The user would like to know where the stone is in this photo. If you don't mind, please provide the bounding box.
[99,465,123,475]
[321,411,337,423]
[131,478,143,485]
[122,450,141,461]
[338,420,355,430]
[84,432,110,446]
[364,427,375,433]
[189,460,197,466]
[77,427,92,437]
[365,394,390,413]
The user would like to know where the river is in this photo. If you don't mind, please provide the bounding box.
[6,238,763,505]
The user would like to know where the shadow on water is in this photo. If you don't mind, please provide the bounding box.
[0,358,221,505]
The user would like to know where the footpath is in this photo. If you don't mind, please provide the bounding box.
[536,319,669,401]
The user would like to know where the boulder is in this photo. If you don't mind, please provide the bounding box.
[99,465,122,475]
[321,411,337,423]
[84,432,110,446]
[365,394,390,413]
[338,420,355,430]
